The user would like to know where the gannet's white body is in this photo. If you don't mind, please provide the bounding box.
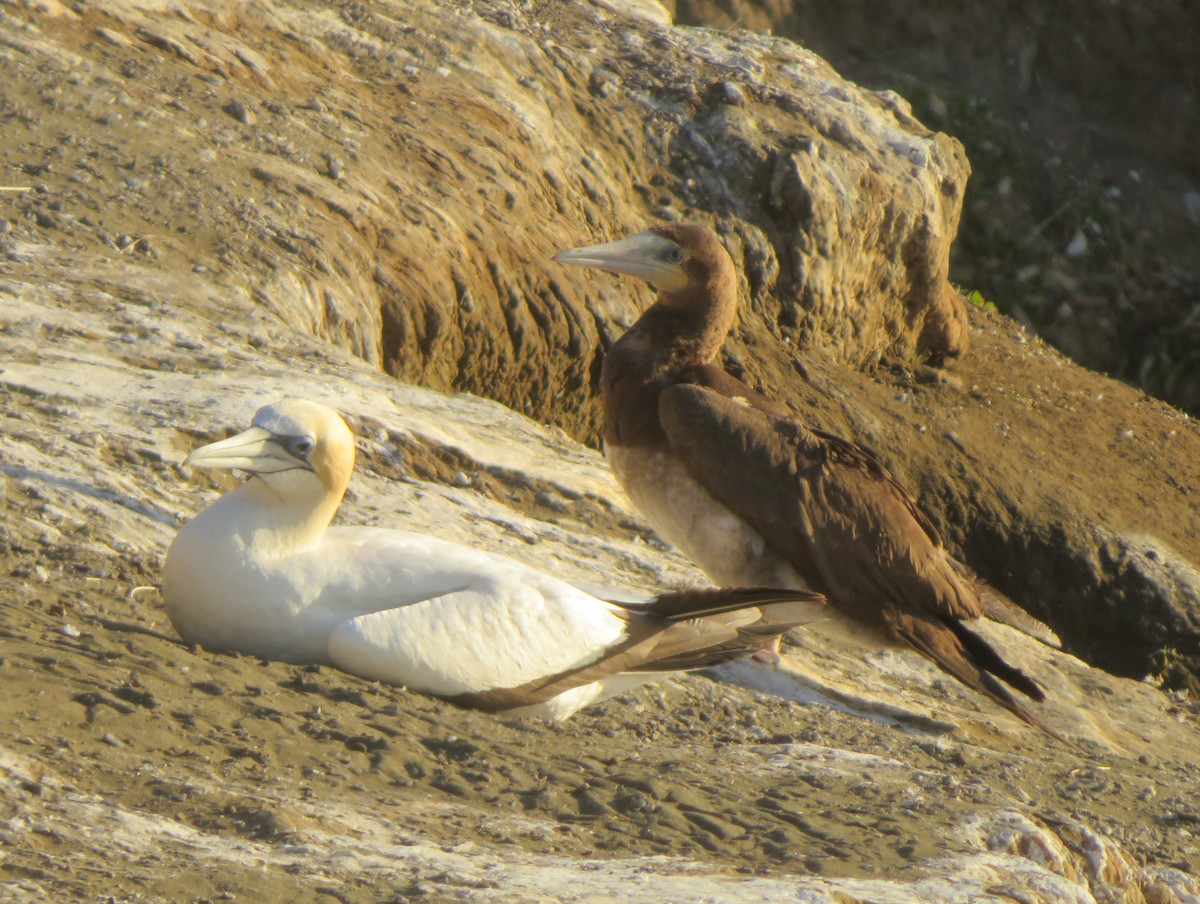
[162,399,821,719]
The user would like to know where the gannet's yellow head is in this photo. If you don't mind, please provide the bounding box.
[185,398,355,500]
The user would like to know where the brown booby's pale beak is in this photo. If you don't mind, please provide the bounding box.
[185,426,307,474]
[554,231,689,292]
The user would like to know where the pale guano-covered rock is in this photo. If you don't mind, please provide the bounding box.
[2,0,1200,901]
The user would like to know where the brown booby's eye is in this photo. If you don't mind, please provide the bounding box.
[665,247,684,264]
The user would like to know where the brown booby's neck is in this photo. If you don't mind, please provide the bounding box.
[600,295,735,449]
[636,301,730,367]
[624,266,738,369]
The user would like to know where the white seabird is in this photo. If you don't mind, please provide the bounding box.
[161,398,826,719]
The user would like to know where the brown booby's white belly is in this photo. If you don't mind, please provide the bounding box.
[607,444,825,624]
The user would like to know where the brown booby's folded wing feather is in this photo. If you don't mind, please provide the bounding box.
[657,380,980,623]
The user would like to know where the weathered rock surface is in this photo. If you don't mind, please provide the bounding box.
[2,0,970,446]
[673,0,1200,415]
[2,0,1200,901]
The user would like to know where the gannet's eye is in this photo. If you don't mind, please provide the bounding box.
[665,246,684,264]
[288,435,315,459]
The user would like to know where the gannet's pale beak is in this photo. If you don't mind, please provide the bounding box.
[185,427,303,474]
[554,231,689,292]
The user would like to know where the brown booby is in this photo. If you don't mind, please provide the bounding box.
[162,397,827,720]
[555,223,1066,742]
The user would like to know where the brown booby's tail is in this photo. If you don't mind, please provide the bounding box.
[948,558,1062,648]
[629,586,828,622]
[893,612,1081,752]
[621,586,827,670]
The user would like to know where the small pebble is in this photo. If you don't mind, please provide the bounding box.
[95,26,132,46]
[101,732,123,748]
[59,624,81,638]
[223,99,255,125]
[706,80,746,106]
[535,490,568,513]
[1184,191,1200,226]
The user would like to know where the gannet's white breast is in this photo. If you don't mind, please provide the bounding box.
[162,493,630,700]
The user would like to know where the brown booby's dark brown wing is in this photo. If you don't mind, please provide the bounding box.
[658,378,979,622]
[655,381,1068,740]
[680,365,952,563]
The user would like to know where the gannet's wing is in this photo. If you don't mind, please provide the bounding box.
[566,581,655,605]
[327,581,631,698]
[327,583,808,716]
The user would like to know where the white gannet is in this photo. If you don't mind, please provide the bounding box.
[555,223,1070,743]
[161,398,827,719]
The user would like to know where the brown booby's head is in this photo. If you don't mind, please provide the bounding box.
[555,223,737,313]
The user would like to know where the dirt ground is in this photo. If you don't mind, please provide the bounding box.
[2,519,1199,902]
[3,297,1200,901]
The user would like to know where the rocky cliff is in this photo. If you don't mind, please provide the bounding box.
[2,0,1199,901]
[673,0,1200,416]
